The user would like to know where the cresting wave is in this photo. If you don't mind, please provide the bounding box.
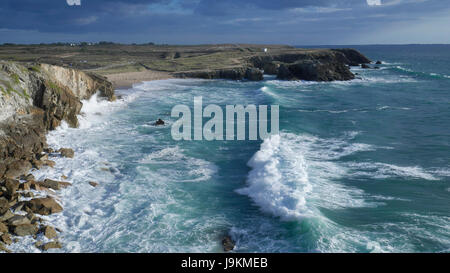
[236,132,376,221]
[391,65,450,80]
[238,131,445,221]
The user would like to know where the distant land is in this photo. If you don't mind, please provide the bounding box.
[0,43,372,88]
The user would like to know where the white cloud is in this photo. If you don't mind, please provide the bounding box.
[75,16,98,25]
[367,0,382,6]
[66,0,81,6]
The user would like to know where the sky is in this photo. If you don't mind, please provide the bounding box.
[0,0,449,45]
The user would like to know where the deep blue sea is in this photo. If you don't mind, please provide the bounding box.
[13,45,450,253]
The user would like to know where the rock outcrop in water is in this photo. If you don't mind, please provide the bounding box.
[0,61,115,252]
[174,48,371,82]
[249,48,371,81]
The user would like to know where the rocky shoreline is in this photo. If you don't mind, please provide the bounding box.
[0,47,371,252]
[0,61,114,252]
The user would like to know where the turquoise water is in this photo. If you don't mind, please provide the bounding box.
[15,45,450,253]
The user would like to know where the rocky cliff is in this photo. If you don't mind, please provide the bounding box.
[0,61,114,252]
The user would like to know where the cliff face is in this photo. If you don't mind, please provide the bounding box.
[0,61,114,180]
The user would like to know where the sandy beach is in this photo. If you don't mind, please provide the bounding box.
[105,70,174,89]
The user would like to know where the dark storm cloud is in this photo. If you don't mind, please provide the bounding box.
[0,0,449,44]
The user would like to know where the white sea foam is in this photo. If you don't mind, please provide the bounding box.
[297,105,411,114]
[346,162,439,181]
[139,146,218,182]
[237,132,379,221]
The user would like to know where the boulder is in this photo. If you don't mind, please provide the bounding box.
[41,241,62,251]
[32,159,44,169]
[154,119,165,126]
[5,179,20,196]
[376,60,382,65]
[222,235,235,252]
[25,174,35,181]
[22,192,34,198]
[361,64,371,69]
[0,197,9,214]
[44,160,56,168]
[20,181,32,191]
[13,224,38,236]
[38,179,71,191]
[0,210,14,222]
[30,181,41,191]
[4,160,32,179]
[0,233,12,245]
[89,181,99,187]
[0,242,11,253]
[58,148,74,158]
[42,226,57,239]
[25,197,63,215]
[7,215,31,226]
[0,222,8,233]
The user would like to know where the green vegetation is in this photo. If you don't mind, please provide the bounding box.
[0,43,295,75]
[11,73,20,84]
[0,80,29,99]
[46,80,63,94]
[29,65,41,72]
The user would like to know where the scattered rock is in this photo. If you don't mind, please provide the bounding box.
[0,198,9,214]
[154,119,165,126]
[25,174,35,181]
[22,192,34,198]
[0,222,8,233]
[43,160,56,168]
[0,242,11,253]
[35,241,44,249]
[89,181,99,187]
[44,148,54,154]
[8,215,31,226]
[30,181,41,191]
[37,154,49,161]
[32,159,44,170]
[4,161,32,179]
[25,197,63,215]
[222,235,236,252]
[42,226,57,239]
[58,148,74,158]
[5,179,20,196]
[20,181,32,191]
[13,224,38,236]
[41,240,62,251]
[38,179,71,191]
[1,233,12,245]
[0,210,14,222]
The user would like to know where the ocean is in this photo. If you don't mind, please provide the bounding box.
[11,45,450,253]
